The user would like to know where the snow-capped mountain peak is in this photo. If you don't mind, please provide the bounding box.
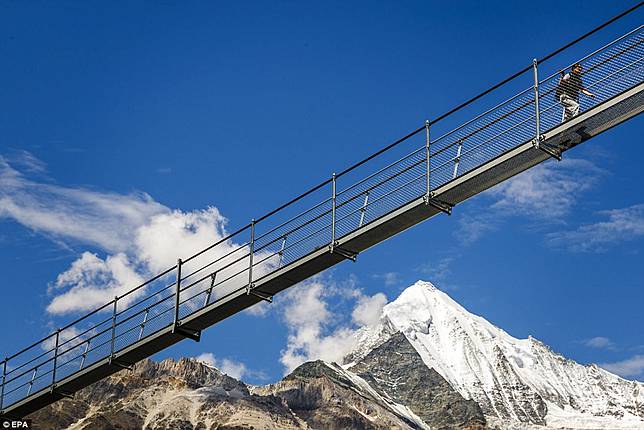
[346,280,644,429]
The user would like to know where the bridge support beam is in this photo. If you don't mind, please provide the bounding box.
[172,326,201,342]
[331,246,358,262]
[536,142,562,161]
[249,289,273,303]
[424,196,454,215]
[109,359,134,371]
[52,389,74,400]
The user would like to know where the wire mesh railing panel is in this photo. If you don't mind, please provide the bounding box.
[253,194,334,269]
[3,16,644,414]
[334,145,427,232]
[430,84,537,190]
[2,354,54,407]
[361,174,427,225]
[137,300,175,341]
[79,326,113,368]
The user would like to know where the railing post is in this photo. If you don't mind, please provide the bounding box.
[452,140,463,179]
[1,357,6,410]
[110,297,118,362]
[80,340,90,370]
[425,120,431,201]
[138,309,149,341]
[173,259,182,329]
[51,329,60,390]
[27,366,38,396]
[247,220,255,295]
[204,273,216,307]
[532,58,541,148]
[278,236,287,268]
[331,173,337,252]
[359,191,370,228]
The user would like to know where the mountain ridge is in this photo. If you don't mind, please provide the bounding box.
[27,280,644,429]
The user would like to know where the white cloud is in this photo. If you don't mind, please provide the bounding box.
[1,154,271,316]
[487,159,602,218]
[47,252,145,314]
[454,158,603,246]
[417,256,461,291]
[419,256,454,281]
[42,326,82,352]
[547,204,644,252]
[7,150,48,174]
[373,272,401,287]
[243,300,271,317]
[195,352,217,367]
[134,207,229,273]
[600,355,644,379]
[219,359,248,380]
[41,205,248,315]
[278,277,387,374]
[195,353,248,380]
[455,213,497,246]
[583,336,614,349]
[352,293,387,326]
[0,155,168,254]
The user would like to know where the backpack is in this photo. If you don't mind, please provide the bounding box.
[554,72,570,101]
[554,78,565,101]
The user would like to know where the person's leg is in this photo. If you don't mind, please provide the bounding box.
[560,95,578,122]
[570,98,580,117]
[560,95,567,122]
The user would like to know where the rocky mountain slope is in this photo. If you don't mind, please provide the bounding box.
[348,331,484,429]
[29,354,483,430]
[29,358,305,430]
[27,281,644,429]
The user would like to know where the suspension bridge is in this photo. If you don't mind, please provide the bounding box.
[2,5,643,419]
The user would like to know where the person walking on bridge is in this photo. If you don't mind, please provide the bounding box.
[557,62,595,122]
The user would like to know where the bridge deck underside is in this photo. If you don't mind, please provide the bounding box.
[4,82,643,420]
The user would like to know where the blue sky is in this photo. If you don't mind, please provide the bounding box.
[1,1,643,384]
